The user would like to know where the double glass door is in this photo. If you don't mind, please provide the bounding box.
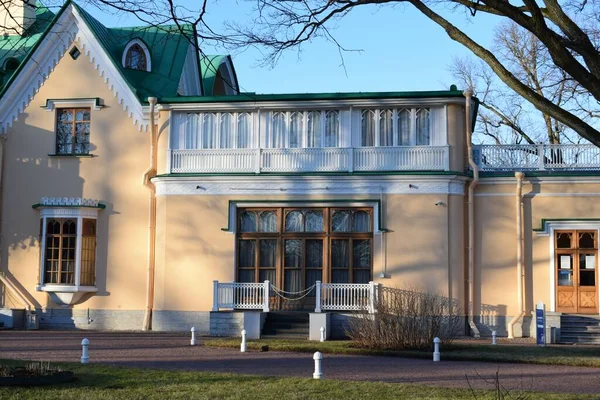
[555,230,598,314]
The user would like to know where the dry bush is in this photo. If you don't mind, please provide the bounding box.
[346,286,463,350]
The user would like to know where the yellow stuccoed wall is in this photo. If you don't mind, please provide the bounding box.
[0,39,151,311]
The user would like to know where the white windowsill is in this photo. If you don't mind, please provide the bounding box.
[36,285,98,306]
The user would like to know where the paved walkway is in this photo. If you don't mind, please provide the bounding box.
[1,331,599,395]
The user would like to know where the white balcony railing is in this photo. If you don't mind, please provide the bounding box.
[212,280,379,313]
[170,146,449,174]
[473,144,600,171]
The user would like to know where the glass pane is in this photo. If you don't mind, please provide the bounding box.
[284,239,302,268]
[259,239,277,268]
[238,269,255,283]
[353,240,371,269]
[353,211,370,232]
[332,210,351,232]
[271,112,285,148]
[58,110,73,122]
[284,270,302,292]
[47,220,61,234]
[579,232,595,249]
[238,240,255,268]
[63,220,77,235]
[556,232,572,248]
[289,112,303,148]
[379,109,393,146]
[331,240,349,268]
[219,113,233,148]
[306,269,322,295]
[416,108,430,145]
[83,219,96,236]
[306,240,323,268]
[75,109,90,121]
[237,113,251,149]
[285,211,304,232]
[259,269,276,283]
[353,270,370,284]
[580,253,596,270]
[259,211,277,232]
[239,211,257,232]
[397,109,411,146]
[580,270,595,286]
[307,111,321,147]
[558,270,573,286]
[332,270,349,283]
[305,211,323,232]
[324,111,339,147]
[202,113,217,149]
[361,110,375,147]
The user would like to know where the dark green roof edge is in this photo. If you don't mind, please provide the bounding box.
[32,203,106,209]
[158,89,466,104]
[533,218,600,232]
[0,0,70,100]
[155,170,467,178]
[223,198,383,232]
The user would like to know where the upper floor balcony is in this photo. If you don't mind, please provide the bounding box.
[166,104,452,174]
[473,144,600,172]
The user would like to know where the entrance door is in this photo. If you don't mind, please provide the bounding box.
[555,230,598,314]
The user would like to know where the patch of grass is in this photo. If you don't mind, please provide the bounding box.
[0,359,589,400]
[204,338,600,367]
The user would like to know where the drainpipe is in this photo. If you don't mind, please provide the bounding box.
[465,90,480,338]
[508,171,526,338]
[143,97,158,331]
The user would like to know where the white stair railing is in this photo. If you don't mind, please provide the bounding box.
[212,280,270,312]
[315,281,378,313]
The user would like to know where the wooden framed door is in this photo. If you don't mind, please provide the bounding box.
[555,230,598,314]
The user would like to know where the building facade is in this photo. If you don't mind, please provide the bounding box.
[0,1,598,341]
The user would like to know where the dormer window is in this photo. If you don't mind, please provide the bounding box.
[122,39,151,72]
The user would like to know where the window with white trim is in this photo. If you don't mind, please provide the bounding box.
[361,107,431,146]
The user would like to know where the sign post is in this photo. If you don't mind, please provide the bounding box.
[536,301,546,346]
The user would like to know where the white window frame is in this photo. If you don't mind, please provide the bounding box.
[359,107,431,147]
[122,38,152,72]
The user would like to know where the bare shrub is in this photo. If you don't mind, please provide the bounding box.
[346,286,463,350]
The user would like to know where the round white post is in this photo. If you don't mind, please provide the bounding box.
[320,326,325,342]
[433,337,441,362]
[191,327,196,346]
[81,338,89,364]
[491,330,497,345]
[240,329,247,352]
[313,351,323,379]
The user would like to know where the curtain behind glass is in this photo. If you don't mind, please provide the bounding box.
[379,109,393,146]
[331,239,349,283]
[285,211,304,232]
[237,113,252,148]
[289,112,303,148]
[324,111,339,147]
[284,240,302,292]
[361,110,375,146]
[307,111,321,147]
[353,211,370,232]
[259,239,277,284]
[416,108,430,145]
[305,211,323,232]
[332,211,351,232]
[397,109,411,146]
[238,240,255,282]
[271,112,286,148]
[259,211,277,232]
[219,113,233,149]
[240,211,257,232]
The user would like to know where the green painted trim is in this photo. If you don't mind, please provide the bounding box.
[222,199,384,232]
[0,0,71,100]
[155,170,467,178]
[32,203,106,210]
[533,218,600,232]
[42,97,103,108]
[159,89,465,104]
[48,153,96,158]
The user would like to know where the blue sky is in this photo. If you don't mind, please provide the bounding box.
[91,1,501,94]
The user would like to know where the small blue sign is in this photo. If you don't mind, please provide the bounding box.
[536,303,546,346]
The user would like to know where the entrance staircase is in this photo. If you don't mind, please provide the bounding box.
[261,312,309,339]
[560,314,600,344]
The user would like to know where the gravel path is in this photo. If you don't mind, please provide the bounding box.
[1,331,599,395]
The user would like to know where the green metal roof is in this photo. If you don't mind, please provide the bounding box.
[159,89,466,104]
[199,54,226,95]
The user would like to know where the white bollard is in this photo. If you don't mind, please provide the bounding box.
[240,329,247,353]
[433,337,441,362]
[320,326,325,342]
[81,338,89,364]
[191,327,196,346]
[313,351,323,379]
[491,330,497,345]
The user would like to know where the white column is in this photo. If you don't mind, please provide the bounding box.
[368,281,376,314]
[537,143,546,170]
[263,280,270,312]
[74,217,83,287]
[315,280,322,313]
[212,280,219,311]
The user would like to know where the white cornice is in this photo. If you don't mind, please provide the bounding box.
[153,175,466,196]
[0,5,149,132]
[160,97,466,112]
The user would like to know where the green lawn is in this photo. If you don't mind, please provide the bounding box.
[0,360,591,400]
[205,338,600,367]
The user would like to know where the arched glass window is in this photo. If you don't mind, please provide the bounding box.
[124,44,148,71]
[259,211,277,232]
[219,113,233,149]
[307,111,321,148]
[289,112,303,148]
[324,111,340,147]
[379,109,393,146]
[361,110,375,147]
[397,109,411,146]
[239,211,257,232]
[285,211,304,232]
[416,108,430,145]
